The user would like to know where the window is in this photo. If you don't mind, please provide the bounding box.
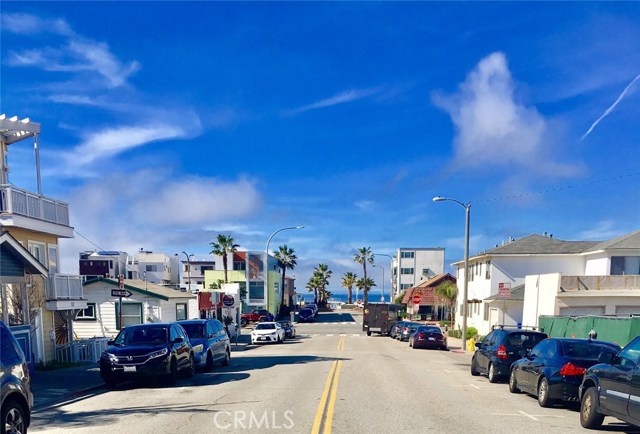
[483,303,489,321]
[48,245,59,274]
[400,251,415,259]
[400,283,412,290]
[422,268,430,276]
[611,256,640,275]
[249,281,264,300]
[200,265,213,272]
[176,303,187,321]
[115,303,143,329]
[76,303,97,321]
[401,268,414,275]
[145,265,157,272]
[485,261,491,279]
[28,241,46,265]
[233,261,246,271]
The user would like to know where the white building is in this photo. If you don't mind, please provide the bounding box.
[453,230,640,335]
[125,251,180,287]
[392,247,445,297]
[180,256,216,292]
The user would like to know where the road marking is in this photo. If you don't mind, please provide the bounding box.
[339,334,347,336]
[517,410,539,421]
[327,334,334,337]
[490,411,564,420]
[311,359,343,434]
[351,334,360,337]
[443,369,453,373]
[337,335,346,351]
[468,383,480,390]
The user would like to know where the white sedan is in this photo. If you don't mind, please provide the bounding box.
[251,322,285,344]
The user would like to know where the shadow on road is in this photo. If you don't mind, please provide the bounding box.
[308,312,357,323]
[222,354,350,373]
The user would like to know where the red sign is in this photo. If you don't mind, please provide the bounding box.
[412,294,421,305]
[498,282,511,298]
[118,274,124,290]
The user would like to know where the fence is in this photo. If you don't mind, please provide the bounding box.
[538,315,640,347]
[55,338,111,363]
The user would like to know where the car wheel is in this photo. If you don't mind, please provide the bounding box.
[222,349,231,367]
[580,387,604,429]
[205,351,214,372]
[470,358,480,376]
[240,318,248,326]
[509,369,520,393]
[167,357,178,385]
[488,363,499,383]
[1,399,28,434]
[409,339,413,347]
[537,377,554,407]
[185,354,195,378]
[366,331,372,336]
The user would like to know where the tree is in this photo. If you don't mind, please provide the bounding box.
[394,290,406,305]
[274,245,297,307]
[209,234,239,283]
[434,281,458,324]
[306,275,321,304]
[353,247,374,304]
[341,272,357,304]
[356,277,376,303]
[313,264,332,305]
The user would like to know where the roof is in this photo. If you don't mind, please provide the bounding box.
[586,230,640,252]
[135,253,170,263]
[401,273,456,304]
[84,277,196,301]
[484,284,525,301]
[0,231,49,276]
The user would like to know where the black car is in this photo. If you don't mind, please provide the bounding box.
[471,325,547,383]
[177,319,230,371]
[297,308,315,323]
[579,336,640,429]
[409,326,448,350]
[509,338,620,407]
[397,322,422,342]
[100,323,195,387]
[277,321,296,338]
[1,321,32,434]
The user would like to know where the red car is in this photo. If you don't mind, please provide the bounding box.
[409,326,447,350]
[240,309,273,326]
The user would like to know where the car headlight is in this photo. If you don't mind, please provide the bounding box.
[149,348,169,359]
[103,352,117,362]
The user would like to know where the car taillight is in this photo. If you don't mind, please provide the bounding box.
[435,334,443,341]
[497,345,508,359]
[403,327,408,332]
[560,362,586,376]
[416,333,425,338]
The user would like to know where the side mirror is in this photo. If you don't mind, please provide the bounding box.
[475,342,483,349]
[172,337,184,344]
[107,340,114,346]
[598,352,614,364]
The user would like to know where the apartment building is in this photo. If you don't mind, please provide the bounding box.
[392,247,445,298]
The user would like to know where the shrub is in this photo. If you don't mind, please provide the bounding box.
[448,329,462,338]
[466,327,478,340]
[439,320,452,328]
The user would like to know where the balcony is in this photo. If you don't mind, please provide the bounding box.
[45,274,88,311]
[0,184,73,238]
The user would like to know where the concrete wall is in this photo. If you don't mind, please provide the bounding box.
[584,253,609,275]
[522,273,561,327]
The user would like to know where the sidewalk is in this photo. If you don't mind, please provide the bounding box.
[447,336,469,354]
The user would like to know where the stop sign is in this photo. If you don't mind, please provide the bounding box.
[412,294,421,304]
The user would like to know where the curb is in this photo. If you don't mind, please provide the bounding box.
[34,383,104,412]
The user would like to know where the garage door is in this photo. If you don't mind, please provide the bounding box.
[616,306,640,315]
[559,306,605,316]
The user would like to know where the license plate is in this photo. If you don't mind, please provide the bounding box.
[258,337,264,341]
[428,337,435,341]
[123,366,136,373]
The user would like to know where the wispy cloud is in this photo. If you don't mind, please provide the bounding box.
[580,73,640,142]
[579,221,622,240]
[285,87,381,115]
[3,12,139,88]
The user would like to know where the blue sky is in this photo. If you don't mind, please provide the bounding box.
[1,2,639,295]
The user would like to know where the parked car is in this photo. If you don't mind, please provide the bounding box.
[240,309,273,326]
[397,322,422,342]
[100,323,195,387]
[579,335,640,429]
[277,320,296,338]
[251,322,285,344]
[509,337,620,407]
[409,325,448,350]
[297,308,315,323]
[177,319,231,371]
[471,325,547,383]
[1,321,32,434]
[304,303,319,317]
[390,320,407,339]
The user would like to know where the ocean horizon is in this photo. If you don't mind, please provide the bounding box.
[298,292,388,303]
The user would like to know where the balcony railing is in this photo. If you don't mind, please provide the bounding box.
[47,274,84,300]
[0,184,70,226]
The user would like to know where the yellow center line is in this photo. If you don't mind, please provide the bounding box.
[323,360,342,433]
[311,336,346,434]
[311,360,338,434]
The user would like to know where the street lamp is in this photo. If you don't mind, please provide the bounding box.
[433,196,471,353]
[182,251,193,292]
[373,253,394,300]
[372,264,385,302]
[265,226,304,314]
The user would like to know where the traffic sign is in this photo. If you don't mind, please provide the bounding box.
[412,294,421,305]
[222,294,235,308]
[498,283,511,298]
[111,289,132,298]
[118,274,124,289]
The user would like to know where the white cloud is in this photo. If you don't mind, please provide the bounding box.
[433,52,549,170]
[579,221,622,241]
[1,13,73,36]
[286,87,381,115]
[354,200,375,211]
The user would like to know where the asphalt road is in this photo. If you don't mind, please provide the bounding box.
[30,311,638,433]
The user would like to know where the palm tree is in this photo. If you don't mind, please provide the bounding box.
[356,277,376,303]
[313,264,332,305]
[434,281,458,324]
[353,247,374,304]
[274,245,297,307]
[341,272,358,304]
[209,234,239,283]
[306,274,322,304]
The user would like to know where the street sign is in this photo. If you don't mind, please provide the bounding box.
[412,294,421,305]
[118,274,124,289]
[111,289,132,298]
[498,283,511,298]
[222,294,235,307]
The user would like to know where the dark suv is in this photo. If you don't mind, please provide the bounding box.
[1,321,33,434]
[579,336,640,429]
[471,325,547,383]
[100,323,195,387]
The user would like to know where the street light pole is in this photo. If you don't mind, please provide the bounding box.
[265,226,304,315]
[373,253,394,301]
[433,196,471,353]
[372,264,385,302]
[182,251,193,292]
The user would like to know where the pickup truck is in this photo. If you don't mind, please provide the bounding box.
[579,335,640,429]
[240,309,273,326]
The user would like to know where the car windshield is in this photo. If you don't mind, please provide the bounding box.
[561,341,619,359]
[115,327,168,345]
[418,326,441,333]
[300,309,312,314]
[255,323,276,330]
[277,322,289,327]
[180,323,206,339]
